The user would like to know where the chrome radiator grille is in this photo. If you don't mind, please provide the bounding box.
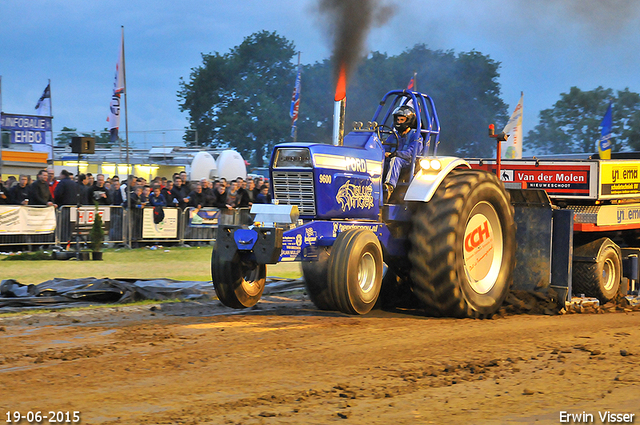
[272,171,316,216]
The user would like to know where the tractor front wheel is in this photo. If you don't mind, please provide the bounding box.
[302,246,334,310]
[327,229,383,315]
[211,250,266,309]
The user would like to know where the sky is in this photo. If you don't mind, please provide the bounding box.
[1,0,639,152]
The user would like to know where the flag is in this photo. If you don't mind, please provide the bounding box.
[598,102,613,159]
[290,63,301,138]
[108,32,125,143]
[502,93,524,159]
[35,83,51,116]
[407,73,415,90]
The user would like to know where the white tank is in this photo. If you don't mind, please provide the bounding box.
[190,151,218,181]
[216,150,247,181]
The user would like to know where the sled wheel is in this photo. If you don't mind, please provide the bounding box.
[302,246,335,310]
[573,238,621,303]
[211,250,266,309]
[409,169,516,318]
[327,229,383,315]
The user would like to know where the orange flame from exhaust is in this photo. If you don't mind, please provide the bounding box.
[334,65,347,101]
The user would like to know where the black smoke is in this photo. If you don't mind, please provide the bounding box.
[316,0,396,82]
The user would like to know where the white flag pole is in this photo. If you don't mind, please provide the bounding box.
[49,79,54,163]
[120,26,132,248]
[0,75,3,178]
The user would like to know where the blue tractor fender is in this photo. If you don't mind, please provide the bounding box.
[404,157,472,203]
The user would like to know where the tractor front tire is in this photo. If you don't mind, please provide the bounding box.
[302,246,334,310]
[409,169,516,318]
[211,250,266,309]
[327,229,383,315]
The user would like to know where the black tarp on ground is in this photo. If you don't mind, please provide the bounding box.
[0,277,304,309]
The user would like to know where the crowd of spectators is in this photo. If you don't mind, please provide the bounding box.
[0,168,272,210]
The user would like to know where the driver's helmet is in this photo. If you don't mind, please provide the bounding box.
[392,105,417,132]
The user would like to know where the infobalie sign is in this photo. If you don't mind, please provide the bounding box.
[0,113,52,144]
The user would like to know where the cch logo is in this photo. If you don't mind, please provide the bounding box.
[464,220,490,252]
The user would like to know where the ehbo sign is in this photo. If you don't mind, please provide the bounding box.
[0,113,52,144]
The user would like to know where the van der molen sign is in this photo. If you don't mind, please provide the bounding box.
[0,113,52,145]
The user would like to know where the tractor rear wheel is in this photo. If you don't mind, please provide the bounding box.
[327,229,383,315]
[302,246,334,310]
[409,169,516,318]
[573,238,621,303]
[211,250,266,309]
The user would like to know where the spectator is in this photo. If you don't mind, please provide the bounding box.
[54,170,77,206]
[76,174,90,204]
[252,178,261,199]
[179,171,188,188]
[47,167,58,197]
[0,178,9,204]
[120,175,135,205]
[129,186,144,243]
[225,180,239,209]
[5,176,17,189]
[214,184,228,209]
[160,177,167,188]
[161,180,176,207]
[30,170,54,206]
[86,173,94,187]
[256,184,271,204]
[110,180,123,206]
[246,179,256,205]
[10,175,30,205]
[201,179,216,207]
[149,184,167,206]
[129,186,144,209]
[220,177,227,188]
[235,177,251,208]
[140,186,151,207]
[188,183,205,209]
[89,173,111,205]
[171,177,189,209]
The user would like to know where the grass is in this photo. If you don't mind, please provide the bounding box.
[0,246,302,285]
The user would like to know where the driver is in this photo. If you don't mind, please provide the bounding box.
[383,105,422,201]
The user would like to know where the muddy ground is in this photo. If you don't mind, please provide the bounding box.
[1,291,640,425]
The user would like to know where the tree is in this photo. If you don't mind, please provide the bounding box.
[178,31,296,166]
[55,127,113,149]
[179,34,509,162]
[614,88,640,151]
[55,126,80,147]
[525,86,640,154]
[293,45,508,157]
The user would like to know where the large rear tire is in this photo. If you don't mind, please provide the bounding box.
[211,250,266,309]
[302,246,334,310]
[409,169,516,318]
[573,238,621,303]
[327,229,383,315]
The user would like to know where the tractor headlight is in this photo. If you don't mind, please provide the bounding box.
[419,158,442,172]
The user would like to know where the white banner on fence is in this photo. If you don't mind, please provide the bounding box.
[69,207,111,224]
[143,208,178,239]
[0,206,56,234]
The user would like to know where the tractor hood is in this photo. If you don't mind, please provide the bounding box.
[269,131,384,220]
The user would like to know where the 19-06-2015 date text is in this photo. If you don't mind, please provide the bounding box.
[5,411,80,423]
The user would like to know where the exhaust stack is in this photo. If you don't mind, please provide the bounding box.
[332,66,347,146]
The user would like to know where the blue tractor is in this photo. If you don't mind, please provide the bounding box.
[212,90,516,318]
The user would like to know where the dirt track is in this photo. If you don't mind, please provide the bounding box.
[2,293,640,425]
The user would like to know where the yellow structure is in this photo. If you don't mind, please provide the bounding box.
[0,151,49,178]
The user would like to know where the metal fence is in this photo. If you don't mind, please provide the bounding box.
[0,205,56,250]
[0,205,251,250]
